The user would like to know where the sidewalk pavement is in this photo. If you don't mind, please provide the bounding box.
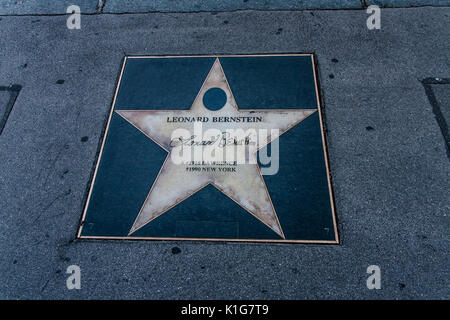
[2,0,450,15]
[0,5,449,299]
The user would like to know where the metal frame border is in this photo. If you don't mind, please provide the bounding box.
[77,53,339,244]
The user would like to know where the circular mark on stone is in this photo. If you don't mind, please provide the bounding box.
[203,87,227,111]
[56,79,65,84]
[171,247,181,255]
[81,136,89,142]
[329,74,335,79]
[331,58,339,63]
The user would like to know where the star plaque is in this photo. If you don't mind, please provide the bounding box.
[78,54,338,243]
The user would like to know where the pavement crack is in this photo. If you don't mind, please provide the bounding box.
[1,6,450,17]
[40,279,50,292]
[21,191,68,227]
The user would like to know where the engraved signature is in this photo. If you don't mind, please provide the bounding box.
[170,132,256,148]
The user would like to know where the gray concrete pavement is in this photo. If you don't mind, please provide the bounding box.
[367,0,450,7]
[0,7,449,299]
[102,0,360,13]
[0,1,99,15]
[2,0,450,15]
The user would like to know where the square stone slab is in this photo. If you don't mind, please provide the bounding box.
[78,54,338,243]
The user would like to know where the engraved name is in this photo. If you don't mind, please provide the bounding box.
[166,116,262,123]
